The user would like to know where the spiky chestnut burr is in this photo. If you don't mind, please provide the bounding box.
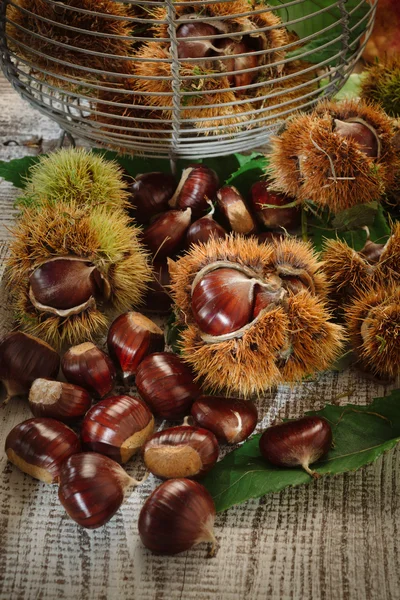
[268,99,398,213]
[130,43,253,135]
[360,57,400,117]
[6,201,151,348]
[346,285,400,380]
[321,223,400,304]
[6,0,136,87]
[19,149,129,211]
[169,236,343,396]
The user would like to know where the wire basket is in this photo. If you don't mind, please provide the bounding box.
[0,0,377,160]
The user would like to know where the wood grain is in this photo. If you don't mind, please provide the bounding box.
[0,73,399,600]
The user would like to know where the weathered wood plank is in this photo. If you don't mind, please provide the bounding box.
[0,71,399,600]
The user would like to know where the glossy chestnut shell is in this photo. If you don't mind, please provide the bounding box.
[191,396,258,444]
[143,425,219,479]
[136,352,202,419]
[61,342,116,398]
[138,478,216,554]
[107,312,164,382]
[58,452,134,528]
[5,418,81,483]
[81,395,155,463]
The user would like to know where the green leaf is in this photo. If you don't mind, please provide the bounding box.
[331,201,379,231]
[226,156,269,197]
[308,203,391,253]
[334,73,363,101]
[165,312,184,355]
[264,0,370,65]
[202,390,400,512]
[0,156,42,188]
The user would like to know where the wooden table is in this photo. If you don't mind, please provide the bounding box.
[0,72,399,600]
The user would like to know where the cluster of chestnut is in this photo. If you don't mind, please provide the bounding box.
[2,310,333,555]
[127,165,300,312]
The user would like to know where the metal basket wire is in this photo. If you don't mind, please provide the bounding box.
[0,0,377,160]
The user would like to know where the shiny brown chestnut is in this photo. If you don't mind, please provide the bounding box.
[191,266,255,336]
[58,452,137,528]
[170,166,219,219]
[136,352,202,420]
[107,312,164,382]
[177,22,219,59]
[334,118,379,159]
[61,342,116,399]
[143,425,219,479]
[5,418,81,483]
[216,185,258,234]
[0,331,60,402]
[217,39,258,92]
[29,257,107,315]
[142,208,192,260]
[259,416,332,478]
[28,378,92,422]
[81,395,155,463]
[127,172,177,224]
[142,262,172,314]
[191,396,258,444]
[186,205,227,247]
[249,182,300,231]
[138,478,216,554]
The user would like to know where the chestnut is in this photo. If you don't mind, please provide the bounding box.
[217,186,258,235]
[5,418,81,483]
[170,166,219,219]
[138,478,216,554]
[143,425,219,479]
[217,39,258,92]
[191,266,256,336]
[0,331,60,402]
[81,395,155,463]
[334,119,379,159]
[127,171,177,224]
[29,257,106,315]
[136,352,202,420]
[259,416,332,478]
[177,22,219,59]
[61,342,116,398]
[142,208,192,260]
[29,378,92,422]
[191,396,258,444]
[249,182,300,231]
[186,205,227,247]
[107,312,164,382]
[58,452,137,528]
